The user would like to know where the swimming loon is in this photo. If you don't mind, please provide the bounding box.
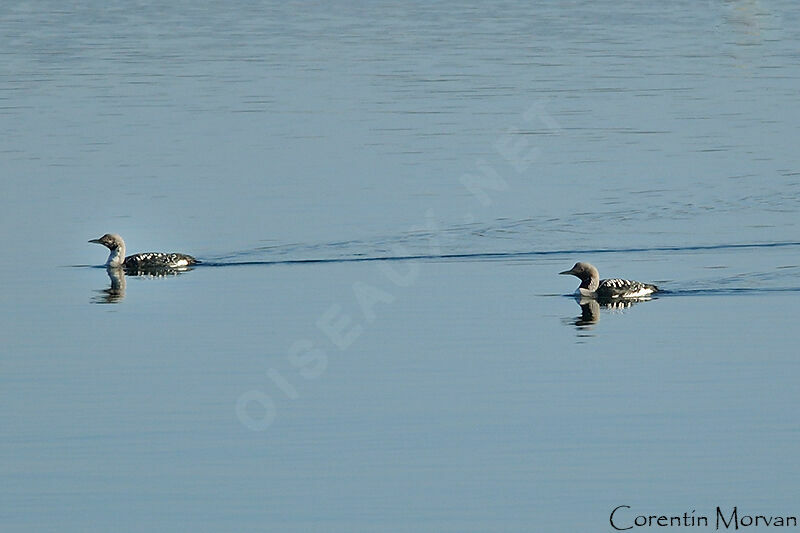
[89,233,198,271]
[559,262,658,299]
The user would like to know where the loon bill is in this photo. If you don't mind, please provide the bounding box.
[559,261,658,299]
[89,233,198,271]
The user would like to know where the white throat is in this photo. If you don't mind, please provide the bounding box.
[106,245,125,267]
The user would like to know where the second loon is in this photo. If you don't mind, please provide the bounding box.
[559,262,658,299]
[89,233,198,272]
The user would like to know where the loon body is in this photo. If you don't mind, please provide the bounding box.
[89,233,198,272]
[559,262,658,299]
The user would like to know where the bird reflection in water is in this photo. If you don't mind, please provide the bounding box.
[92,267,127,304]
[91,265,193,304]
[566,296,653,329]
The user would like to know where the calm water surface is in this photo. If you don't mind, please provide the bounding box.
[2,1,799,531]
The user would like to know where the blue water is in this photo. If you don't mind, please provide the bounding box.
[2,1,800,531]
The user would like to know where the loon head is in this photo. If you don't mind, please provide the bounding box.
[89,233,124,250]
[89,233,126,267]
[559,261,600,292]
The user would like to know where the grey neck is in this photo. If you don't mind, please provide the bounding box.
[106,242,126,267]
[579,272,599,292]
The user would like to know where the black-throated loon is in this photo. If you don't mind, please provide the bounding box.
[89,233,198,271]
[559,262,658,299]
